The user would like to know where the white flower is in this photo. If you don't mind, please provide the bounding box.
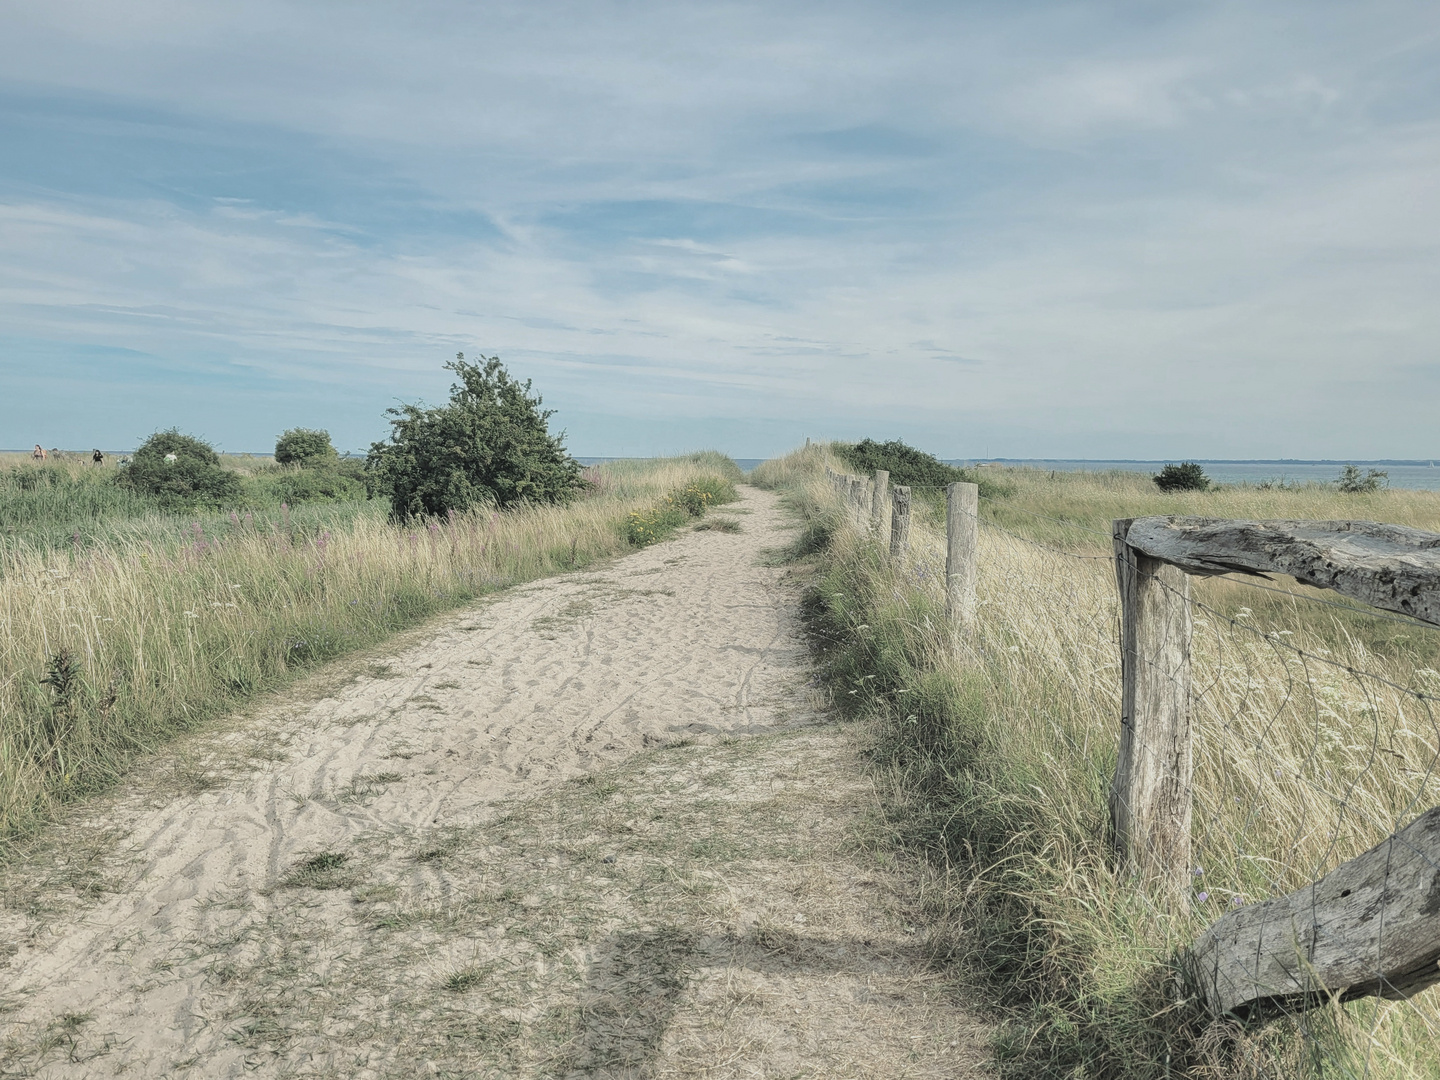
[183,611,199,618]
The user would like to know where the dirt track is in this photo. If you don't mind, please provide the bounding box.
[0,487,987,1078]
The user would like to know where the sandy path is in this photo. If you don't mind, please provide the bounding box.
[1,487,988,1078]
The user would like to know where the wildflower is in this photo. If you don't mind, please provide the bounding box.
[1234,607,1252,620]
[1231,895,1245,907]
[1196,891,1209,903]
[183,611,199,619]
[1192,867,1204,878]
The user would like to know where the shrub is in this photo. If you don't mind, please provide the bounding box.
[1336,464,1387,493]
[626,503,688,546]
[673,475,738,516]
[247,467,367,505]
[275,428,339,467]
[368,353,584,521]
[1152,462,1210,492]
[119,429,242,509]
[836,438,1007,499]
[625,475,737,546]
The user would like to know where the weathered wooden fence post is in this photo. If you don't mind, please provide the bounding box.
[871,470,890,542]
[1111,519,1193,896]
[890,486,912,560]
[945,482,979,632]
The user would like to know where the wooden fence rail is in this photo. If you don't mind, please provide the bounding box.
[1112,515,1440,1017]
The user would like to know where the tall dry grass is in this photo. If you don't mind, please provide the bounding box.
[775,446,1440,1078]
[0,455,739,841]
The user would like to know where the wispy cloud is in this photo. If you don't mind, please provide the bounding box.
[2,1,1439,456]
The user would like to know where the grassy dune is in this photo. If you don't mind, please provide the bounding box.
[0,452,739,841]
[0,451,375,555]
[756,446,1440,1079]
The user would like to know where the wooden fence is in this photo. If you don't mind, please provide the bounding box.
[825,465,1440,1021]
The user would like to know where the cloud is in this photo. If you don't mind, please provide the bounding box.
[2,1,1440,457]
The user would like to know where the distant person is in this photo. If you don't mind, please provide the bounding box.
[92,449,104,465]
[31,444,45,463]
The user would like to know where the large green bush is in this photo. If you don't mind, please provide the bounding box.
[119,430,242,509]
[367,353,584,520]
[836,438,1007,499]
[274,428,339,466]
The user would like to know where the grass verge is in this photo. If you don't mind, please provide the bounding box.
[760,442,1440,1079]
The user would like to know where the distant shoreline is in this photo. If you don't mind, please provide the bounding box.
[961,458,1438,467]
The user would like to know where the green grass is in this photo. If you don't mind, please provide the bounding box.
[0,454,375,557]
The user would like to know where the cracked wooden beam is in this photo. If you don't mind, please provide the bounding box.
[1121,517,1440,626]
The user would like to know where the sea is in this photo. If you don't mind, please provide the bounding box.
[579,457,1440,491]
[950,460,1440,492]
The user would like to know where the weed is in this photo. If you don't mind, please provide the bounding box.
[694,517,742,532]
[443,965,492,992]
[279,851,357,890]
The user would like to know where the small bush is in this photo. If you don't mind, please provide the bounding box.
[673,475,738,517]
[1152,462,1210,492]
[119,430,242,509]
[1336,464,1387,493]
[836,438,1008,499]
[275,428,339,467]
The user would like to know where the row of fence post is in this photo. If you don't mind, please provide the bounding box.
[823,465,978,636]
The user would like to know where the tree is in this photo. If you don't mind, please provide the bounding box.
[367,354,584,520]
[1153,462,1210,492]
[119,429,242,508]
[275,428,338,466]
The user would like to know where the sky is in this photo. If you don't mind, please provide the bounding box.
[2,1,1439,459]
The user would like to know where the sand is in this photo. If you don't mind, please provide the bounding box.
[0,487,988,1077]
